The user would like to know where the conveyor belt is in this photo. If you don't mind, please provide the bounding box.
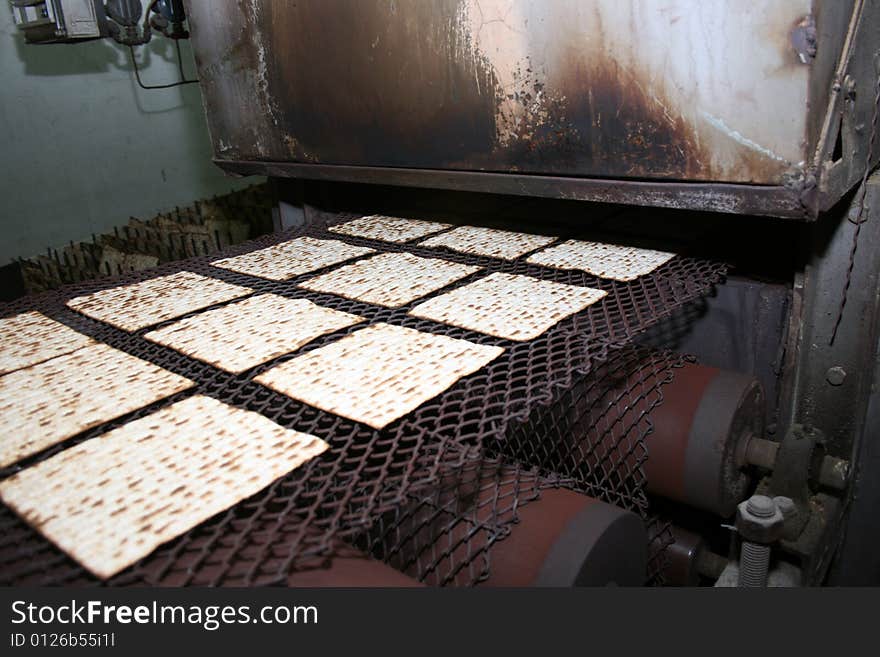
[0,211,726,586]
[360,346,691,586]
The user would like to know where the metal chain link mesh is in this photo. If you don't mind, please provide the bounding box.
[356,345,688,586]
[0,211,725,586]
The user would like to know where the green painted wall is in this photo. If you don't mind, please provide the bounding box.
[0,8,257,264]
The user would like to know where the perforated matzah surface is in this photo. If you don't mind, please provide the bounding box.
[328,215,452,243]
[298,252,481,308]
[409,272,607,341]
[212,236,375,281]
[0,395,329,579]
[66,271,252,332]
[0,311,96,375]
[0,343,193,467]
[144,294,364,373]
[418,225,556,260]
[255,323,504,430]
[526,240,677,282]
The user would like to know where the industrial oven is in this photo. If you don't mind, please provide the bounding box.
[2,0,879,587]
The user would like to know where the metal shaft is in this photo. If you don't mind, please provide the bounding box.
[742,436,849,492]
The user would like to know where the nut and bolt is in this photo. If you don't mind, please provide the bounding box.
[736,495,785,587]
[826,366,847,386]
[773,495,799,541]
[773,496,796,521]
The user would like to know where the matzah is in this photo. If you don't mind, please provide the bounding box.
[418,225,556,260]
[0,311,96,375]
[144,294,364,373]
[328,215,452,243]
[298,252,481,308]
[0,343,193,468]
[212,236,375,281]
[0,395,329,579]
[409,272,607,341]
[527,240,676,281]
[67,271,252,332]
[255,323,503,430]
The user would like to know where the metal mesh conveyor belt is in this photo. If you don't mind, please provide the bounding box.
[357,345,689,586]
[0,211,726,586]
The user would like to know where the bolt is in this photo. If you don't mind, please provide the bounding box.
[826,366,846,386]
[844,75,857,100]
[773,496,799,542]
[739,542,771,587]
[746,495,775,518]
[773,496,796,519]
[736,495,784,588]
[819,456,850,491]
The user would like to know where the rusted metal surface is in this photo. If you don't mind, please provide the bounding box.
[774,172,880,584]
[779,172,880,460]
[811,0,880,211]
[184,0,878,217]
[189,0,812,180]
[217,160,814,218]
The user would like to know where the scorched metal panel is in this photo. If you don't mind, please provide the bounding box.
[184,0,879,216]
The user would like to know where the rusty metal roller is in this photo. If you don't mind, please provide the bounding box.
[564,353,762,517]
[480,486,647,586]
[582,356,762,517]
[287,545,423,587]
[642,362,762,516]
[389,468,648,587]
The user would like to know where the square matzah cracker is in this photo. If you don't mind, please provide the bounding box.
[0,311,96,375]
[418,225,556,260]
[298,252,481,308]
[328,215,452,243]
[527,240,676,281]
[67,271,252,332]
[0,343,193,467]
[255,323,503,430]
[0,395,329,579]
[144,294,364,373]
[212,236,375,281]
[409,272,607,341]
